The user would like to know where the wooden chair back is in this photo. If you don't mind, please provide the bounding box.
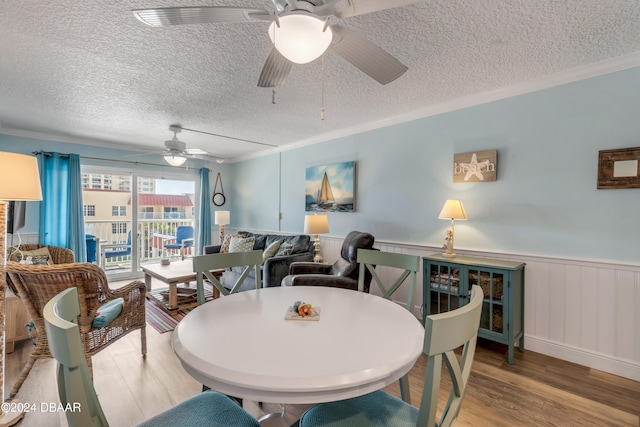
[43,287,109,427]
[193,250,263,304]
[357,248,420,402]
[357,249,420,311]
[418,285,483,427]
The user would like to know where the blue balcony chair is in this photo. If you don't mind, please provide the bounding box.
[299,285,484,427]
[85,234,98,263]
[165,225,195,260]
[43,287,261,427]
[101,231,134,268]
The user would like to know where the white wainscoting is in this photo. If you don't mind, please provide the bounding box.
[229,229,640,381]
[323,235,640,382]
[6,232,39,247]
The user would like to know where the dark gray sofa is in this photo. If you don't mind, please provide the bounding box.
[203,231,314,292]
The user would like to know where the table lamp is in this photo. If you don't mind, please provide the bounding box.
[438,199,467,258]
[214,210,230,244]
[0,152,42,426]
[304,214,329,263]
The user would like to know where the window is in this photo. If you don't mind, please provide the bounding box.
[164,207,180,219]
[140,207,154,219]
[111,222,128,234]
[112,206,127,217]
[83,205,96,216]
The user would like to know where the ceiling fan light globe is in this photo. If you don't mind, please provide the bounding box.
[268,13,332,64]
[164,155,187,167]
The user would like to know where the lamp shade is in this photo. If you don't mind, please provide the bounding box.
[215,210,230,225]
[268,12,333,64]
[164,155,187,167]
[438,200,467,220]
[0,152,43,201]
[304,214,329,235]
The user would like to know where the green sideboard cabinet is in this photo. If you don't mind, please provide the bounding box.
[422,254,525,364]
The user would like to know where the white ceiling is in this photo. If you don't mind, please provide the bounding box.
[2,0,640,162]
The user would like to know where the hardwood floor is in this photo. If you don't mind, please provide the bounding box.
[5,278,640,426]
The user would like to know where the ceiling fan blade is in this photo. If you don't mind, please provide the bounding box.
[184,148,210,155]
[329,25,408,85]
[332,0,421,18]
[257,47,293,88]
[132,7,271,27]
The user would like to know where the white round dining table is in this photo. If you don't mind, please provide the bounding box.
[172,285,425,404]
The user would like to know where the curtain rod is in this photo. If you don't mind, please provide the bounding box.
[32,151,204,170]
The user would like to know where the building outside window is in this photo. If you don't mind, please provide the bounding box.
[164,207,180,219]
[140,207,154,219]
[112,222,128,234]
[112,206,127,216]
[84,205,96,216]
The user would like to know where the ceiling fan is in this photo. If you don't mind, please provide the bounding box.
[162,125,211,166]
[132,0,418,87]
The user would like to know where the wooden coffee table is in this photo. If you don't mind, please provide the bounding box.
[141,260,224,310]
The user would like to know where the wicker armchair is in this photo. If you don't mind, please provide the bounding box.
[8,244,75,264]
[5,261,146,399]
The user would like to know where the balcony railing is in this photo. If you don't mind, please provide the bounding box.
[84,218,194,271]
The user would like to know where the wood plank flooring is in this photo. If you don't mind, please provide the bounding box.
[5,278,640,426]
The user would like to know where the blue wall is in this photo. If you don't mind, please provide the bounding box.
[231,67,640,264]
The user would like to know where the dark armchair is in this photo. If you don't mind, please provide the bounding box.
[281,231,376,292]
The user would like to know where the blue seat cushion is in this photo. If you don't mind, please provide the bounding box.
[299,390,418,427]
[136,391,260,427]
[105,248,130,258]
[165,241,193,249]
[91,298,123,328]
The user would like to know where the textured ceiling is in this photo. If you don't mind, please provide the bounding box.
[2,0,640,162]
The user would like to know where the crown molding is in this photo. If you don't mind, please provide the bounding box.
[232,51,640,163]
[0,127,153,154]
[3,51,640,165]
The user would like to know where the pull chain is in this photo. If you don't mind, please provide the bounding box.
[320,54,325,120]
[272,18,278,105]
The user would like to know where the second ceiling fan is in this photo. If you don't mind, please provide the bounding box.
[133,0,417,87]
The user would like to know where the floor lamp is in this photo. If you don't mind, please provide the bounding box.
[0,152,42,426]
[304,214,329,263]
[215,210,230,245]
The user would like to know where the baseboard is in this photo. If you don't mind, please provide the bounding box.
[526,336,640,381]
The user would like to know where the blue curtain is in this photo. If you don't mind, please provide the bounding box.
[38,153,87,261]
[198,168,211,254]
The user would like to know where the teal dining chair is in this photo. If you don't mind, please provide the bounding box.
[192,250,263,305]
[43,287,261,427]
[357,248,420,403]
[299,285,484,427]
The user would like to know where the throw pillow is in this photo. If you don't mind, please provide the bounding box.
[275,242,294,257]
[26,254,51,265]
[18,248,53,264]
[262,240,281,262]
[228,236,256,253]
[91,298,124,328]
[220,234,241,253]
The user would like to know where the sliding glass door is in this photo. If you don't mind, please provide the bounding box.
[82,166,198,280]
[137,175,196,266]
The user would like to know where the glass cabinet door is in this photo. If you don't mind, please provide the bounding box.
[468,268,504,334]
[427,263,462,314]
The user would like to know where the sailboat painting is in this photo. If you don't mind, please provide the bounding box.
[305,161,355,212]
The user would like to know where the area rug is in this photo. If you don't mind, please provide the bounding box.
[145,285,215,333]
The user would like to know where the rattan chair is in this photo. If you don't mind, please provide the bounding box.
[5,261,146,399]
[8,243,75,264]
